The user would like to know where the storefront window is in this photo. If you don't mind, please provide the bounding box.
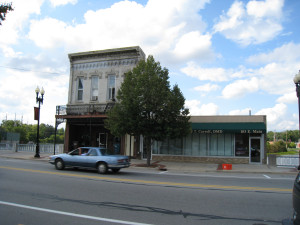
[224,134,234,156]
[199,134,207,156]
[152,133,235,157]
[210,134,218,156]
[235,134,249,157]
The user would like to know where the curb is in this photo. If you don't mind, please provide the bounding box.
[0,155,298,175]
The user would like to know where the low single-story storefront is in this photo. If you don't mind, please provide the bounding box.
[151,115,267,164]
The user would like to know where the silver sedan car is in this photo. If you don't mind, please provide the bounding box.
[49,147,130,174]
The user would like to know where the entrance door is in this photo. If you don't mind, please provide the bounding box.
[250,138,261,163]
[99,133,107,148]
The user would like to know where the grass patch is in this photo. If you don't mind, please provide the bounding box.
[268,149,299,155]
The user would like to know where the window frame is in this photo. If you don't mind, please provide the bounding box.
[91,76,99,101]
[77,77,84,101]
[107,75,116,101]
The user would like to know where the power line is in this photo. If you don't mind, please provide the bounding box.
[0,65,65,75]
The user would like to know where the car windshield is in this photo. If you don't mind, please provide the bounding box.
[99,148,115,156]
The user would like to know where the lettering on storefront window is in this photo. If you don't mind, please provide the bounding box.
[241,130,263,134]
[193,130,224,134]
[192,129,264,134]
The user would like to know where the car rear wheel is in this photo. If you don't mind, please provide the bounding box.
[97,162,108,174]
[55,159,65,170]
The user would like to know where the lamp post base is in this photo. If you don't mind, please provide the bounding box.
[35,145,40,158]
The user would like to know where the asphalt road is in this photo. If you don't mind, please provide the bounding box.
[0,158,296,225]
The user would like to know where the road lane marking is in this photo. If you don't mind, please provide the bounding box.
[0,200,152,225]
[263,174,271,179]
[159,171,168,174]
[0,166,292,192]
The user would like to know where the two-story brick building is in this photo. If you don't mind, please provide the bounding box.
[56,46,145,154]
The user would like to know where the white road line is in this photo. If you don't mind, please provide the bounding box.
[0,200,152,225]
[263,174,271,179]
[159,171,168,174]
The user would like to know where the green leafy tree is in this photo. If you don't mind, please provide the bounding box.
[267,130,300,143]
[1,120,64,144]
[105,55,191,166]
[0,2,13,25]
[266,131,274,142]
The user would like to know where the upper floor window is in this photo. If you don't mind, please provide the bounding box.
[91,76,98,101]
[77,77,83,101]
[108,75,115,101]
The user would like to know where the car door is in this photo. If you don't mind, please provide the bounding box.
[68,148,90,167]
[83,149,99,167]
[64,149,81,166]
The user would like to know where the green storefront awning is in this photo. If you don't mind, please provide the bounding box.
[191,122,266,134]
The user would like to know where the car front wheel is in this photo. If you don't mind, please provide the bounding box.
[97,162,108,174]
[55,159,65,170]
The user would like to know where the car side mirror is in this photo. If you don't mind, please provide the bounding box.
[297,165,300,171]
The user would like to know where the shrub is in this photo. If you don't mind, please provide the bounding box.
[267,140,287,153]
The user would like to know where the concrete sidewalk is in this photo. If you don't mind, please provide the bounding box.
[0,149,298,174]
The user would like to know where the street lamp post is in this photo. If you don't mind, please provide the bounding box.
[293,71,300,168]
[34,86,45,158]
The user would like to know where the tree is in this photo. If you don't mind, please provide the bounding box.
[0,120,65,144]
[0,3,13,25]
[105,55,191,166]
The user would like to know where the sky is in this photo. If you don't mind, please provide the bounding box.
[0,0,300,131]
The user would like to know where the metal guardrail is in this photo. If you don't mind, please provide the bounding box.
[275,155,299,167]
[0,143,64,154]
[0,143,12,150]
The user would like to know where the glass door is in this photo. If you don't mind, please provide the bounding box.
[99,133,107,148]
[250,138,261,163]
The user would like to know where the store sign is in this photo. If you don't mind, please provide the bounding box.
[192,129,264,134]
[192,130,223,134]
[240,129,263,134]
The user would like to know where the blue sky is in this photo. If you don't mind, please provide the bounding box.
[0,0,300,131]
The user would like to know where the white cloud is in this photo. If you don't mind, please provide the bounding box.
[255,103,286,125]
[213,0,284,45]
[172,32,213,61]
[277,92,297,104]
[181,62,228,82]
[28,18,69,48]
[0,0,43,46]
[247,42,300,65]
[49,0,77,7]
[222,77,259,99]
[185,100,219,115]
[27,0,212,64]
[0,68,69,125]
[229,108,252,115]
[194,83,219,92]
[257,62,296,95]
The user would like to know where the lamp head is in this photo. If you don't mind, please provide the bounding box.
[294,70,300,84]
[40,87,45,95]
